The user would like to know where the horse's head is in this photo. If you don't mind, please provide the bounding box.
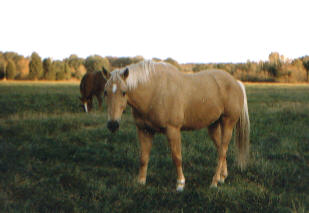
[102,67,129,133]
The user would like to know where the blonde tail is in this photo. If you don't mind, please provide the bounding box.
[235,81,250,170]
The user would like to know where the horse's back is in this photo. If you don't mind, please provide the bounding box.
[80,71,106,97]
[180,69,244,128]
[181,69,241,105]
[201,69,244,118]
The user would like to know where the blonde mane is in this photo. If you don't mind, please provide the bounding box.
[110,60,172,90]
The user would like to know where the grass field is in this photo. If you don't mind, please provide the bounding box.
[0,81,308,212]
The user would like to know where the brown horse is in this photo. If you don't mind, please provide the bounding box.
[79,69,107,112]
[102,61,250,191]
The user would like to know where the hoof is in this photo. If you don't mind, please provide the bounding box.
[210,183,217,188]
[176,179,185,192]
[137,179,146,185]
[176,184,185,192]
[219,178,225,184]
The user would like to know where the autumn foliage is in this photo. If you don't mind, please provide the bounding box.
[0,51,308,82]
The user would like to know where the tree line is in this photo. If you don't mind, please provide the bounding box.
[0,51,308,82]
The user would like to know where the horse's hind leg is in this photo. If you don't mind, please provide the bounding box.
[210,117,235,188]
[96,94,103,110]
[166,126,185,191]
[208,120,228,184]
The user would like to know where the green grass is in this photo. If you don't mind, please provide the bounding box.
[0,82,308,212]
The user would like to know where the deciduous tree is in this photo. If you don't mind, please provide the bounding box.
[164,57,181,70]
[29,52,43,80]
[43,58,56,80]
[302,56,309,82]
[0,60,6,79]
[84,55,110,72]
[6,60,16,80]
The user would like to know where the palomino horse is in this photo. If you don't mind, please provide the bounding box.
[102,61,250,191]
[79,69,107,112]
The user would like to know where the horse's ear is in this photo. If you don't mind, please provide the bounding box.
[102,67,111,80]
[121,68,129,80]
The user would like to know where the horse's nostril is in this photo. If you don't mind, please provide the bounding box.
[107,121,119,133]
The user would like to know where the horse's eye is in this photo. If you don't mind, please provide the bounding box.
[122,91,126,96]
[104,91,108,96]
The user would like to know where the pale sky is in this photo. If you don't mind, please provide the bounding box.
[1,0,308,63]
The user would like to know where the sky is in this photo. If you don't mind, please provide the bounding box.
[1,0,308,63]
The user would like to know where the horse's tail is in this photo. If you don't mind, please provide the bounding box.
[235,81,250,170]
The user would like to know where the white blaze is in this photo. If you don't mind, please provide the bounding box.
[112,84,117,93]
[84,103,88,113]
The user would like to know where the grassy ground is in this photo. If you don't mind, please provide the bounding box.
[0,81,308,212]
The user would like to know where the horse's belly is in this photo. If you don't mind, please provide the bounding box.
[181,124,206,131]
[134,114,165,133]
[182,109,222,130]
[182,119,214,130]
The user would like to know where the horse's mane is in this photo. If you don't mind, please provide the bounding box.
[111,60,174,90]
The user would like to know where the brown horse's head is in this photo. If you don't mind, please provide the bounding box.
[102,67,129,133]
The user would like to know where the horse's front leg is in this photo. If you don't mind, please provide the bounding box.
[137,128,154,185]
[166,126,185,191]
[96,94,103,110]
[88,96,93,111]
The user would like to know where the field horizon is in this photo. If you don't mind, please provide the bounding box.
[2,79,309,85]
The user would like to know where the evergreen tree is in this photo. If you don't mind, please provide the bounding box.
[29,52,43,80]
[6,60,16,80]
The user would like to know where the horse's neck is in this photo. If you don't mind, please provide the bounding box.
[127,84,153,114]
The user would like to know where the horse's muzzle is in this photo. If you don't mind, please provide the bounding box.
[107,120,119,133]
